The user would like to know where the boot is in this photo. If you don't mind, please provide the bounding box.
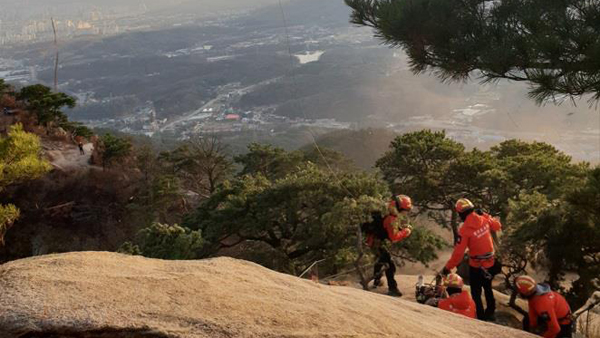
[484,307,496,322]
[372,278,382,289]
[484,313,496,322]
[387,288,403,297]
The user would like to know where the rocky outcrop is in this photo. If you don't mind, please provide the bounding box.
[576,291,600,336]
[0,252,536,338]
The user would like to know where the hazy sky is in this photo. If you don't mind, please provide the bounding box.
[160,0,296,14]
[0,0,289,14]
[0,0,311,28]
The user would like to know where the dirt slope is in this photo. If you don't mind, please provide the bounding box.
[0,252,537,338]
[45,142,95,171]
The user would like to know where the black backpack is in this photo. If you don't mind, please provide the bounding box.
[361,211,388,240]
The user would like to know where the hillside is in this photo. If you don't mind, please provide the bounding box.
[311,128,398,170]
[0,252,536,338]
[44,140,95,171]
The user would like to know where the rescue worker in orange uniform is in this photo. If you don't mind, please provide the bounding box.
[515,276,573,338]
[364,195,413,297]
[441,198,502,321]
[426,273,477,319]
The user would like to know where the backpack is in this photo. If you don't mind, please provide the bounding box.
[361,211,388,241]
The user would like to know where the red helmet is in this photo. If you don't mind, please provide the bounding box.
[444,273,464,289]
[455,198,475,213]
[515,275,537,297]
[392,195,413,211]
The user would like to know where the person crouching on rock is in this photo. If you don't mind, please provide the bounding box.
[515,275,573,338]
[440,198,502,321]
[425,273,476,319]
[363,195,413,297]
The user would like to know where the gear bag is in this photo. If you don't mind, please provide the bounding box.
[361,211,388,241]
[487,258,502,276]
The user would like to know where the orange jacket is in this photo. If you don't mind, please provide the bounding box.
[445,212,501,270]
[438,290,477,319]
[366,214,411,247]
[528,285,572,338]
[383,214,412,243]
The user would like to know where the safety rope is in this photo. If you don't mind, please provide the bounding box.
[320,263,375,281]
[277,0,358,199]
[298,259,327,278]
[573,298,600,336]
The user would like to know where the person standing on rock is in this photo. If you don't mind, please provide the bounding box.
[440,198,502,321]
[362,195,413,297]
[425,273,477,319]
[78,142,85,155]
[515,275,573,338]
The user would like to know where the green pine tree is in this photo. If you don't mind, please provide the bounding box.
[0,124,51,243]
[345,0,600,103]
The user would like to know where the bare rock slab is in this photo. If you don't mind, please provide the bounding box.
[0,252,537,338]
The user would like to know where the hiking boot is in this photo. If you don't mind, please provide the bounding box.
[484,314,496,322]
[387,288,403,297]
[372,278,382,289]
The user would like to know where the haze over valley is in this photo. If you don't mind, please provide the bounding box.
[1,0,598,162]
[0,3,599,336]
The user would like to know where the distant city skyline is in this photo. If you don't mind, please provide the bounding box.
[0,0,292,18]
[0,0,302,46]
[1,0,597,163]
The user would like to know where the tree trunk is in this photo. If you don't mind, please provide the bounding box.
[355,224,370,290]
[509,289,528,316]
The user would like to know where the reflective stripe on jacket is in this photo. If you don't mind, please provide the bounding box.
[445,212,502,270]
